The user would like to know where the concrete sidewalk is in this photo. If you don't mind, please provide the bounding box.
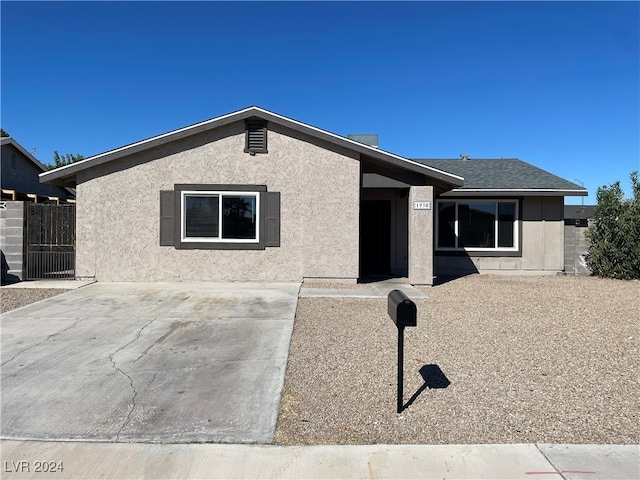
[0,279,95,289]
[1,441,637,479]
[300,279,428,299]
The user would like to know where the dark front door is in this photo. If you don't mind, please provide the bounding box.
[360,200,391,277]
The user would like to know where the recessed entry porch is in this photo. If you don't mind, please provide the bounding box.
[359,158,444,285]
[360,188,409,279]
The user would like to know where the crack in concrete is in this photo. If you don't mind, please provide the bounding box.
[146,372,157,389]
[133,320,190,363]
[107,319,155,441]
[108,354,137,442]
[1,319,84,368]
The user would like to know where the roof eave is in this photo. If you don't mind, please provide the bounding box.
[39,106,465,188]
[256,110,464,187]
[440,188,589,197]
[39,107,262,185]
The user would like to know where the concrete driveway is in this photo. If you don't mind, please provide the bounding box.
[1,282,300,443]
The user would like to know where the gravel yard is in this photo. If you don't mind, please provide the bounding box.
[3,277,638,446]
[275,275,639,445]
[0,288,67,314]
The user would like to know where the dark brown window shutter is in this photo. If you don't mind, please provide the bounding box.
[265,192,280,247]
[159,190,175,246]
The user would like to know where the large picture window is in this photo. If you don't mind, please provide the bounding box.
[182,191,259,243]
[436,200,519,251]
[160,184,280,250]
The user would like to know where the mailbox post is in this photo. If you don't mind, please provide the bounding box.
[387,289,417,413]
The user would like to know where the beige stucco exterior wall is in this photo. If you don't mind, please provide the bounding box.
[521,196,565,271]
[75,121,360,282]
[434,196,565,275]
[408,186,434,285]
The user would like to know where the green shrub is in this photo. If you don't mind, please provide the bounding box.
[585,171,640,280]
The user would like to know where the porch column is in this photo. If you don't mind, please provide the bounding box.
[408,186,433,285]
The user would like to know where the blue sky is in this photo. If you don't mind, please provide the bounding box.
[2,1,638,204]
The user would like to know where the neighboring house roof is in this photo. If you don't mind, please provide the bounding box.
[1,137,75,200]
[415,158,588,197]
[564,205,596,220]
[39,106,464,189]
[1,136,49,171]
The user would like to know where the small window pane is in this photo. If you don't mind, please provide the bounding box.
[459,202,495,248]
[222,195,257,239]
[498,202,516,248]
[185,195,219,238]
[438,202,456,247]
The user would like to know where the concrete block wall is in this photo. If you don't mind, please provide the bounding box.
[0,201,24,281]
[564,224,591,275]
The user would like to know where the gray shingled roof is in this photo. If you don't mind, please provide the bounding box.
[414,158,586,193]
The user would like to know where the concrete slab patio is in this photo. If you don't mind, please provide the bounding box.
[1,282,300,443]
[1,279,96,289]
[300,279,428,299]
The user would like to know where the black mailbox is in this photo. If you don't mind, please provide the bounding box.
[388,289,417,328]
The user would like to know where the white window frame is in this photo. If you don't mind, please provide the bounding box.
[180,190,260,243]
[435,199,519,252]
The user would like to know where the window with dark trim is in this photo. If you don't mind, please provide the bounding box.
[159,184,280,250]
[244,120,268,154]
[182,191,259,243]
[436,199,519,252]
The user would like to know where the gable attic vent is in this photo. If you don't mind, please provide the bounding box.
[245,119,268,154]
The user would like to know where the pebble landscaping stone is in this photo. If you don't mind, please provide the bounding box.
[0,288,66,314]
[274,275,639,445]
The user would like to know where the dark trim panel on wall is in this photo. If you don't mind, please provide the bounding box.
[159,190,175,246]
[435,249,522,258]
[264,191,280,247]
[159,184,280,250]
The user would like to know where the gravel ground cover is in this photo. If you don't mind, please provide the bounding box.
[2,277,637,445]
[275,275,639,445]
[0,288,67,314]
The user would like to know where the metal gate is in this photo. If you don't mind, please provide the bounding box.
[25,203,76,280]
